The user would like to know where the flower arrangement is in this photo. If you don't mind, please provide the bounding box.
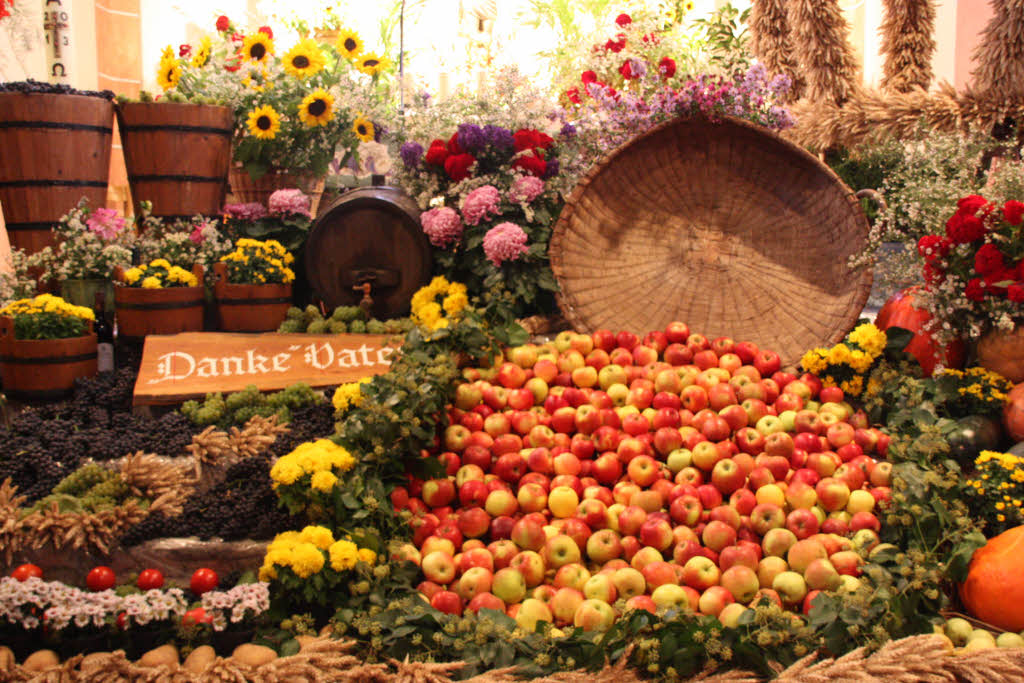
[931,367,1013,418]
[800,322,889,397]
[0,250,37,307]
[121,260,200,289]
[199,582,270,631]
[110,588,189,630]
[27,199,133,284]
[132,205,234,271]
[222,188,314,253]
[258,526,377,608]
[0,294,95,340]
[158,17,392,179]
[409,277,469,332]
[963,450,1024,535]
[270,439,357,519]
[218,239,296,285]
[914,195,1024,343]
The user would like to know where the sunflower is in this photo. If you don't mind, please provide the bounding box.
[242,32,274,64]
[335,29,363,59]
[352,117,375,142]
[157,60,181,90]
[299,89,335,127]
[283,39,326,79]
[355,52,389,77]
[247,105,281,139]
[161,45,174,61]
[191,36,211,67]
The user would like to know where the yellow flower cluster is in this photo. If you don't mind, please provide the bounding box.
[157,48,182,90]
[941,367,1012,404]
[332,377,372,413]
[220,239,296,284]
[123,260,199,288]
[800,323,886,397]
[269,438,356,487]
[966,451,1024,526]
[0,294,94,322]
[847,323,886,356]
[259,527,377,581]
[410,277,469,331]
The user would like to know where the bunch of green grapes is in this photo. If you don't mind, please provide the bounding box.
[31,464,132,513]
[276,304,410,335]
[180,383,326,428]
[181,392,226,426]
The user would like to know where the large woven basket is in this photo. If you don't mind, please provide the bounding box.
[549,116,872,366]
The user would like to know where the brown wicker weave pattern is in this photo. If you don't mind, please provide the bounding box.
[549,116,872,366]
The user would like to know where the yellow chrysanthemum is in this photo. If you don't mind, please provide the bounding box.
[247,105,281,140]
[298,89,335,127]
[191,36,211,68]
[826,343,851,366]
[328,540,359,571]
[336,29,363,59]
[123,268,143,285]
[289,542,326,578]
[355,52,389,77]
[270,458,304,485]
[352,117,374,142]
[283,39,325,79]
[141,276,162,289]
[848,323,886,356]
[310,470,338,492]
[357,548,377,564]
[157,60,181,91]
[242,32,274,63]
[299,525,335,550]
[332,379,370,412]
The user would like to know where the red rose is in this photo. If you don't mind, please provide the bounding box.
[513,129,553,152]
[957,194,989,216]
[974,243,1006,276]
[946,214,986,243]
[447,132,463,155]
[512,152,547,177]
[1004,200,1024,226]
[1009,282,1024,303]
[215,15,230,31]
[615,13,632,26]
[565,88,581,105]
[581,70,598,84]
[604,86,620,101]
[659,56,677,79]
[916,234,945,261]
[444,153,475,181]
[619,59,636,80]
[424,141,449,166]
[605,34,626,53]
[258,25,273,38]
[965,278,986,301]
[179,44,191,57]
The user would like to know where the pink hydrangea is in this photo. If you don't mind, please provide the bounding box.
[509,176,545,204]
[461,185,501,226]
[421,207,463,247]
[268,189,311,217]
[224,203,268,221]
[86,207,126,240]
[483,222,529,267]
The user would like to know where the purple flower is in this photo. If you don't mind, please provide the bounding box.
[421,207,463,247]
[86,207,126,240]
[509,176,545,204]
[542,157,560,179]
[483,222,529,267]
[400,141,424,169]
[268,189,311,217]
[457,123,487,154]
[560,122,576,137]
[461,185,502,226]
[768,73,792,97]
[483,125,515,154]
[224,203,268,221]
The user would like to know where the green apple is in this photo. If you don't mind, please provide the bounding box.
[943,617,974,647]
[996,632,1024,648]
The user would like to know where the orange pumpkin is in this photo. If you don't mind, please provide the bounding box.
[960,525,1024,631]
[977,326,1024,384]
[875,287,966,377]
[1005,383,1024,443]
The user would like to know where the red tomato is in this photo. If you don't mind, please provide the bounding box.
[137,568,165,591]
[11,564,43,582]
[189,568,219,595]
[116,612,127,630]
[182,607,213,626]
[86,566,116,592]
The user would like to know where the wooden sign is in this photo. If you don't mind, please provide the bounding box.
[133,332,395,405]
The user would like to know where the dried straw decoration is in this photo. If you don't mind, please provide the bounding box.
[787,0,861,106]
[749,0,803,100]
[879,0,937,93]
[971,0,1024,98]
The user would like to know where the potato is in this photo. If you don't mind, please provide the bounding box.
[22,650,59,671]
[0,646,14,671]
[231,643,278,667]
[138,644,179,668]
[183,645,217,674]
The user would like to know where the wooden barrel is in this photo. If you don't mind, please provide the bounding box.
[0,317,97,400]
[117,102,233,220]
[213,262,293,332]
[113,265,205,340]
[305,186,431,318]
[0,93,114,254]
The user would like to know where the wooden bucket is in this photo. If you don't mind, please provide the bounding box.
[0,93,114,254]
[117,102,234,220]
[0,317,97,400]
[228,166,326,215]
[212,262,293,332]
[304,185,431,318]
[113,265,205,340]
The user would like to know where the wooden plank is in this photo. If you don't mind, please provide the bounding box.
[133,332,395,405]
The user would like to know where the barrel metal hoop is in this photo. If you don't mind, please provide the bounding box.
[4,221,55,232]
[128,174,226,184]
[0,351,97,364]
[0,179,108,189]
[218,296,292,306]
[121,123,232,137]
[0,121,112,134]
[115,300,203,310]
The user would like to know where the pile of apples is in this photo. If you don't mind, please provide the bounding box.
[391,323,894,632]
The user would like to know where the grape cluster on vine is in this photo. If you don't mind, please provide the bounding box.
[180,383,325,429]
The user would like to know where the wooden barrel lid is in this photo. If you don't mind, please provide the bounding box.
[305,186,431,317]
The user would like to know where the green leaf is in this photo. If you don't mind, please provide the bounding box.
[279,638,301,657]
[948,530,986,582]
[885,327,915,355]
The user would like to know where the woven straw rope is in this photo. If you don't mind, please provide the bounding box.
[549,116,872,366]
